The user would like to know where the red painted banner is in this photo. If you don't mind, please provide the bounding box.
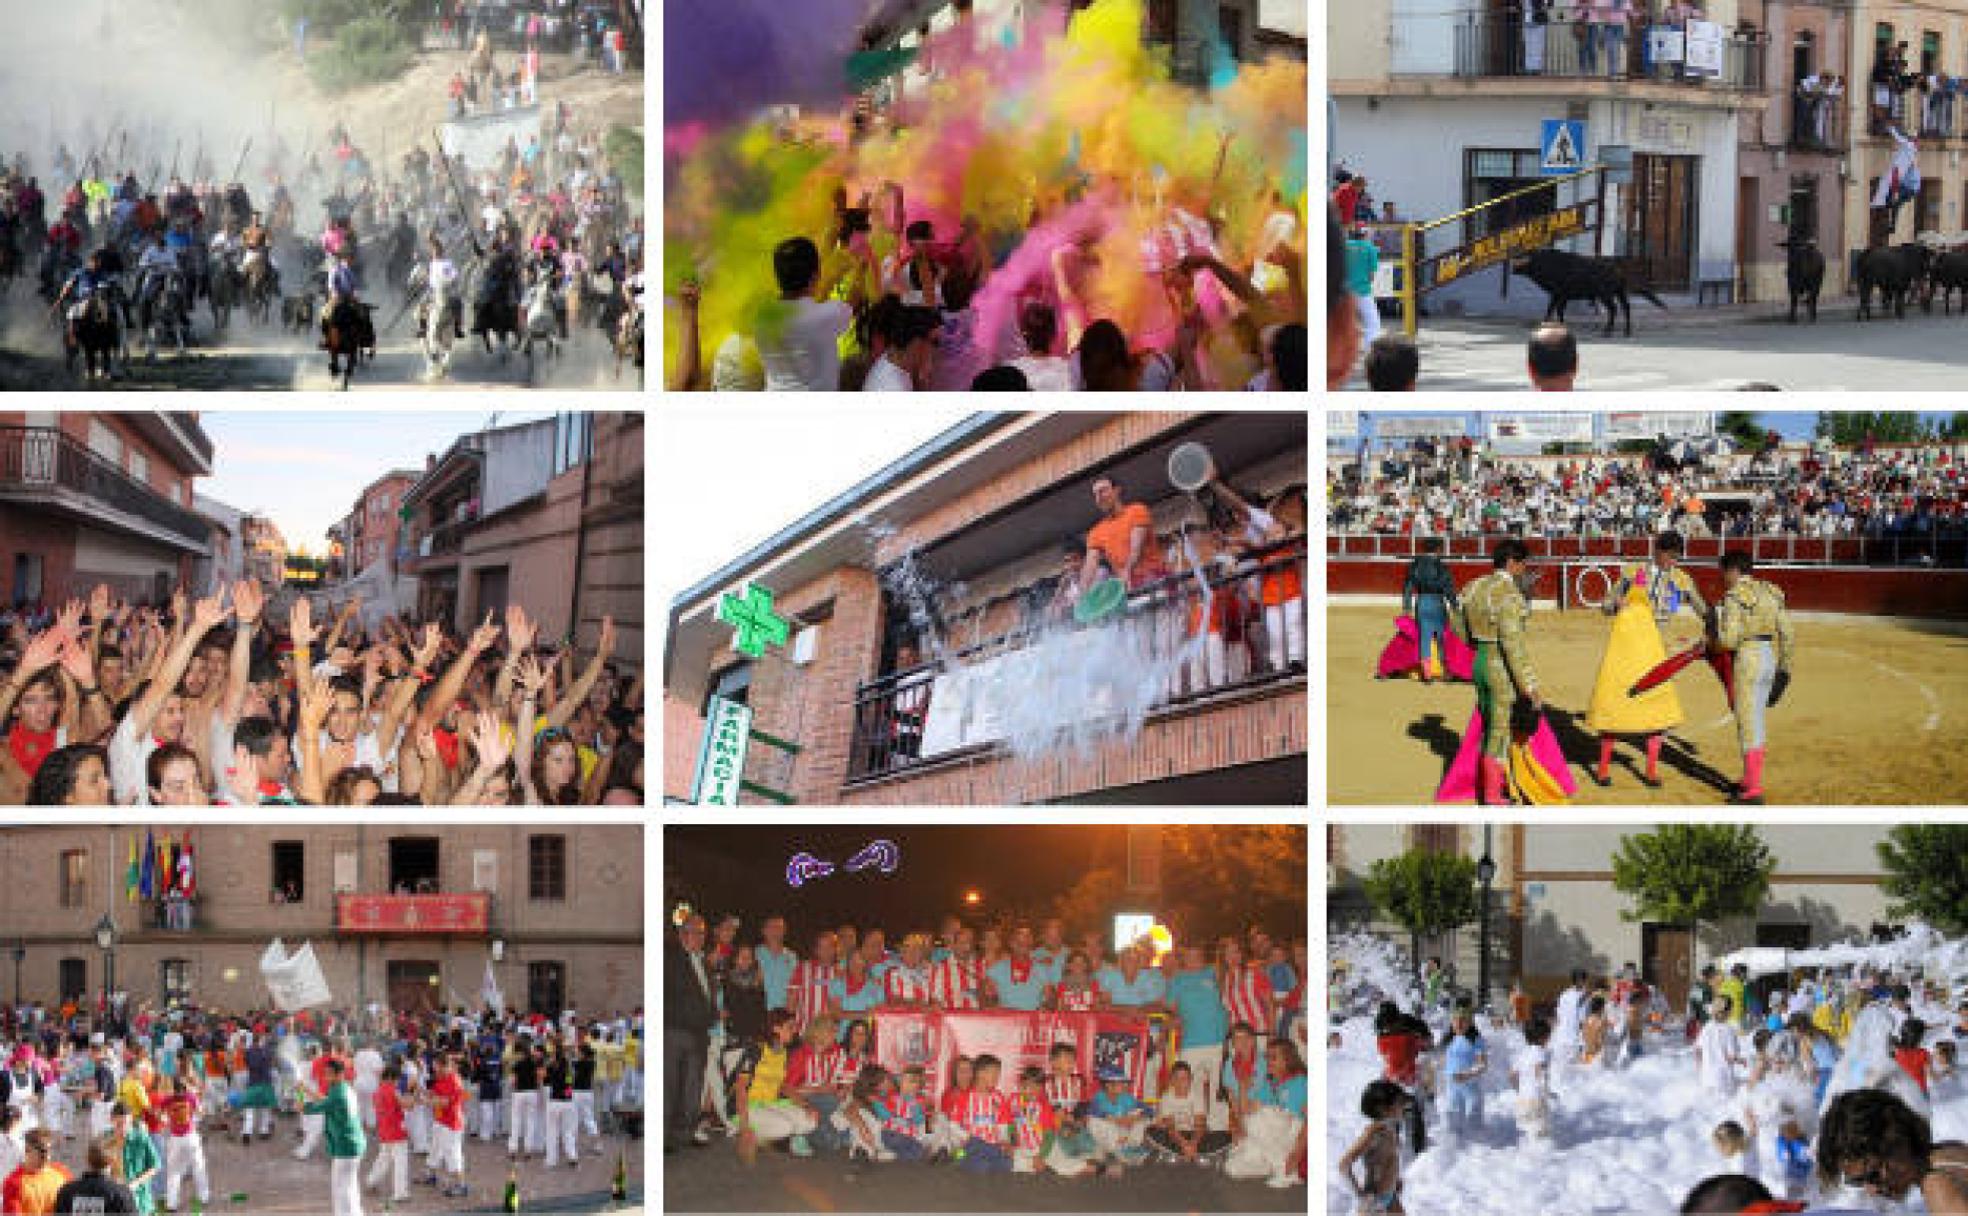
[871,1010,1155,1102]
[334,893,491,935]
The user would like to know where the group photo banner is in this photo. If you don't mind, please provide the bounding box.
[871,1009,1157,1101]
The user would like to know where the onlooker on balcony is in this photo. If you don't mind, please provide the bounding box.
[1582,0,1630,78]
[1873,42,1915,134]
[1080,478,1169,595]
[887,642,932,765]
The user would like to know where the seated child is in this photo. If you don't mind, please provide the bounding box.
[873,1066,928,1162]
[1044,1044,1097,1161]
[954,1055,1013,1174]
[930,1055,973,1159]
[1146,1061,1230,1164]
[839,1065,893,1161]
[1011,1065,1091,1176]
[1086,1070,1152,1171]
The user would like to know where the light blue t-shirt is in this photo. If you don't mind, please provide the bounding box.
[1089,1088,1149,1119]
[757,945,798,1011]
[1098,966,1167,1008]
[1252,1072,1308,1118]
[1443,1034,1484,1084]
[1166,968,1228,1048]
[1031,946,1068,984]
[986,958,1049,1011]
[829,975,886,1017]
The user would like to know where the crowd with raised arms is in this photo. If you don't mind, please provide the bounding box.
[0,997,642,1215]
[0,583,641,807]
[665,911,1308,1188]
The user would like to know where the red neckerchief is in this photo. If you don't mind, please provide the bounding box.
[845,974,873,998]
[1009,957,1034,986]
[1231,1047,1258,1086]
[434,727,461,770]
[7,727,56,778]
[257,780,285,799]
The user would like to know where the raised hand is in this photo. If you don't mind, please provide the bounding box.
[514,654,547,698]
[232,579,265,625]
[18,627,66,677]
[170,587,188,625]
[413,723,440,760]
[55,598,85,637]
[597,615,617,658]
[412,623,443,671]
[504,604,537,655]
[57,639,95,687]
[88,583,112,625]
[297,680,334,731]
[469,710,511,770]
[192,593,227,632]
[466,610,501,655]
[290,597,317,649]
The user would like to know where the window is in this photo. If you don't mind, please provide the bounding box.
[528,961,566,1016]
[160,959,193,1007]
[1923,31,1940,75]
[553,413,592,477]
[388,837,441,893]
[1463,149,1552,238]
[87,420,122,467]
[59,850,87,909]
[1412,825,1461,855]
[529,835,567,901]
[58,959,85,1002]
[128,450,149,487]
[1791,32,1813,86]
[271,841,305,902]
[11,553,44,607]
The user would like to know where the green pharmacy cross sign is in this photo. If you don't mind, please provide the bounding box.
[718,584,790,658]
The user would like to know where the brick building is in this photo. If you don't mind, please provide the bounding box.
[664,412,1309,805]
[343,469,421,576]
[400,412,644,669]
[0,411,213,606]
[1,825,644,1019]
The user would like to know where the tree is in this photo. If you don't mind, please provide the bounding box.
[1716,411,1767,451]
[1049,867,1130,938]
[1362,849,1481,979]
[1611,825,1773,963]
[1938,413,1968,442]
[1815,412,1930,445]
[1877,825,1968,934]
[1160,825,1307,941]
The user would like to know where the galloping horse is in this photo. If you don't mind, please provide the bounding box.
[208,250,244,332]
[322,298,376,390]
[415,267,463,380]
[138,267,193,360]
[65,286,122,382]
[471,258,523,361]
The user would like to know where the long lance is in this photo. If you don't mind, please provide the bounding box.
[169,139,182,184]
[114,131,127,178]
[432,129,482,259]
[232,138,254,184]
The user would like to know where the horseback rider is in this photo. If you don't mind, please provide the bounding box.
[322,244,370,350]
[223,180,253,230]
[137,230,181,306]
[51,250,112,348]
[423,234,464,340]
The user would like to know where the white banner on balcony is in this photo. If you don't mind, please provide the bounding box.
[1684,21,1723,76]
[916,619,1167,761]
[1647,26,1685,66]
[1485,413,1595,444]
[260,939,333,1012]
[1603,411,1715,440]
[1374,414,1468,440]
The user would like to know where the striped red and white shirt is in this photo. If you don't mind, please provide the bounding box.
[818,1046,867,1089]
[929,957,982,1009]
[788,961,840,1033]
[956,1089,1011,1144]
[1221,964,1275,1033]
[883,964,932,1006]
[1055,982,1103,1012]
[1011,1094,1054,1151]
[1044,1072,1085,1112]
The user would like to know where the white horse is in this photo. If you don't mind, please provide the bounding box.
[522,276,560,364]
[418,270,462,380]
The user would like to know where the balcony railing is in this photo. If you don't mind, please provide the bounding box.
[846,541,1309,783]
[0,426,210,550]
[1790,91,1847,152]
[1452,15,1763,89]
[149,895,198,933]
[1327,530,1967,568]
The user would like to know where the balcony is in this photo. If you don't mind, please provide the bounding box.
[1450,15,1763,91]
[1789,91,1847,152]
[0,426,211,553]
[148,895,199,933]
[846,541,1308,784]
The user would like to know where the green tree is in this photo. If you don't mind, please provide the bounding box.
[1611,825,1774,961]
[1049,867,1130,938]
[1877,825,1968,934]
[1363,849,1481,978]
[1937,413,1968,441]
[1815,412,1930,445]
[1161,825,1307,942]
[1716,411,1767,451]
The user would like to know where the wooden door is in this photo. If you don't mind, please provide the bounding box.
[1627,154,1698,289]
[1642,924,1692,1013]
[1737,176,1760,300]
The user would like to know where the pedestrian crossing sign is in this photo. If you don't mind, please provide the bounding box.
[1541,119,1586,176]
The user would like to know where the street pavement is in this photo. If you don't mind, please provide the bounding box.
[662,1140,1306,1213]
[37,1113,643,1214]
[1357,306,1968,390]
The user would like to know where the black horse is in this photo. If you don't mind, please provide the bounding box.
[321,298,377,390]
[1509,248,1667,337]
[64,286,123,382]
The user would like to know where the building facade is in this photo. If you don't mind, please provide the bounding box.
[191,494,247,598]
[400,412,644,670]
[1,825,644,1019]
[664,412,1308,806]
[0,411,213,607]
[1329,824,1902,1011]
[1738,0,1853,298]
[346,470,421,576]
[1332,0,1763,307]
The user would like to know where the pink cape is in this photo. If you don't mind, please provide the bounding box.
[1434,709,1578,803]
[1376,615,1475,681]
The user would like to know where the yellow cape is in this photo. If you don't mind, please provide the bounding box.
[1584,587,1686,735]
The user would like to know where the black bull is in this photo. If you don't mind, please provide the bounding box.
[1506,249,1667,337]
[1855,243,1933,320]
[1779,239,1825,324]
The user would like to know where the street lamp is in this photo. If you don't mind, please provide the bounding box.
[92,914,117,1027]
[1476,826,1497,1014]
[962,890,983,908]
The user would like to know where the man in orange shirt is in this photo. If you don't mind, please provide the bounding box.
[2,1130,71,1215]
[1081,477,1167,593]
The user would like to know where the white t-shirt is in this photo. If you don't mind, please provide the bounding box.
[354,1048,385,1093]
[1010,354,1075,392]
[759,298,850,392]
[291,728,393,791]
[1156,1084,1207,1130]
[108,714,161,806]
[863,354,915,392]
[1515,1044,1549,1102]
[1696,1021,1740,1093]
